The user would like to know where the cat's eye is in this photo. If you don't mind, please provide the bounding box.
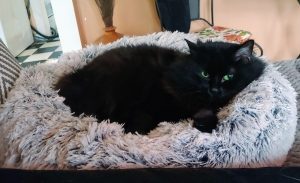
[222,74,234,82]
[201,71,209,78]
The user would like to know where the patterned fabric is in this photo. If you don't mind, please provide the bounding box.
[198,26,252,43]
[0,40,21,104]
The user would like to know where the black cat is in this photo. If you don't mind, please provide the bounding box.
[55,39,265,134]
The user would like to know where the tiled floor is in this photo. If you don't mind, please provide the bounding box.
[16,39,62,67]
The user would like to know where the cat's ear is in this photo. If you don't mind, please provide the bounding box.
[234,40,254,63]
[185,39,198,54]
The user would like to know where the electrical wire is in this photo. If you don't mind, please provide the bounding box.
[254,42,263,57]
[211,0,214,26]
[196,0,214,27]
[198,18,214,27]
[25,0,58,41]
[31,26,58,40]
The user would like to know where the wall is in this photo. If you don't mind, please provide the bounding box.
[0,0,33,56]
[73,0,300,61]
[51,0,82,52]
[209,0,300,61]
[73,0,161,46]
[29,0,52,36]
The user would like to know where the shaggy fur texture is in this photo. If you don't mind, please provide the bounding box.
[0,32,297,169]
[274,59,300,166]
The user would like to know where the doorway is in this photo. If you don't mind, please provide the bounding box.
[15,0,62,67]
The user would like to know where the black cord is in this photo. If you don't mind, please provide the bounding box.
[198,18,214,27]
[25,0,58,40]
[254,42,264,57]
[211,0,214,26]
[31,26,58,40]
[195,0,214,27]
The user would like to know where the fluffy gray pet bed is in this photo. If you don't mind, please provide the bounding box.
[0,32,297,169]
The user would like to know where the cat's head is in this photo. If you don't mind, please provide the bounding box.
[164,39,265,108]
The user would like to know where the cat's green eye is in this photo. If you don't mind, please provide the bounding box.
[222,74,234,82]
[201,71,209,78]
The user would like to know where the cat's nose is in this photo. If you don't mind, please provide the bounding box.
[210,87,219,94]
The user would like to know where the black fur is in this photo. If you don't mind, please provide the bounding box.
[55,40,265,134]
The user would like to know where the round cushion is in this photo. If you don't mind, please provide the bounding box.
[0,32,297,169]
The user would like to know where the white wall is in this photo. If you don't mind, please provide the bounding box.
[72,0,161,46]
[50,0,82,53]
[67,0,300,61]
[204,0,300,61]
[0,0,33,56]
[29,0,52,36]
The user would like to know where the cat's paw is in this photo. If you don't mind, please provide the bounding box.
[192,109,218,133]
